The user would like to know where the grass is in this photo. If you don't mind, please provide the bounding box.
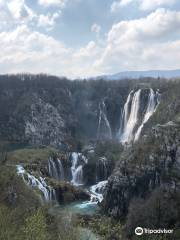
[7,146,59,165]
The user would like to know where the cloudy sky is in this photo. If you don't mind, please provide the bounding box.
[0,0,180,78]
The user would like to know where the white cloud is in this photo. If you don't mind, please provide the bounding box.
[7,0,34,21]
[95,8,180,74]
[1,6,180,78]
[38,12,61,30]
[111,0,177,12]
[111,0,133,12]
[0,25,69,70]
[0,0,62,31]
[108,9,180,42]
[73,41,101,59]
[0,25,102,78]
[38,0,67,7]
[91,23,101,34]
[140,0,176,11]
[0,0,35,29]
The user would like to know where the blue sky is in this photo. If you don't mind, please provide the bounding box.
[0,0,180,78]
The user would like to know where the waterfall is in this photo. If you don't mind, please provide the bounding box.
[119,88,160,143]
[156,89,161,107]
[118,90,133,137]
[71,152,88,186]
[17,165,56,202]
[97,100,112,139]
[48,157,64,181]
[90,180,108,203]
[134,88,157,141]
[71,152,79,185]
[102,101,112,139]
[72,165,83,185]
[120,89,142,143]
[96,157,110,182]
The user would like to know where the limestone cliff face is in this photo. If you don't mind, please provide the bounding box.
[24,95,65,147]
[102,120,180,218]
[0,74,163,148]
[0,75,130,146]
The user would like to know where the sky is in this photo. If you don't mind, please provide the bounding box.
[0,0,180,78]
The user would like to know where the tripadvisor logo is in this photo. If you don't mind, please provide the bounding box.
[135,227,174,236]
[135,227,144,236]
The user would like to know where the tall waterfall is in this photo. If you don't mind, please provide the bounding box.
[17,165,56,202]
[120,89,142,143]
[134,88,157,141]
[71,152,88,186]
[118,90,133,138]
[119,88,160,143]
[97,100,112,139]
[48,157,64,181]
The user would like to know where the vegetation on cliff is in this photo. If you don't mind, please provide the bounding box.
[0,75,180,239]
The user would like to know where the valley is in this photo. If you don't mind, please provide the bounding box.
[0,74,180,240]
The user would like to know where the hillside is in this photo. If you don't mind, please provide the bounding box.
[0,74,180,240]
[92,69,180,81]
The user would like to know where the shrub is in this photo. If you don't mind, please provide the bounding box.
[125,188,180,239]
[22,209,48,240]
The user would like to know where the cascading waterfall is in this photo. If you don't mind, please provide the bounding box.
[118,90,133,137]
[120,89,142,143]
[71,152,88,186]
[74,180,108,211]
[119,88,160,143]
[48,157,64,181]
[90,180,108,203]
[96,157,110,182]
[134,88,157,141]
[71,152,79,185]
[97,100,112,139]
[72,165,83,185]
[17,165,56,202]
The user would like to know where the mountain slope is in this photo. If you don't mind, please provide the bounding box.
[94,69,180,80]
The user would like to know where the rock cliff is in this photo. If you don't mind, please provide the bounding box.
[102,119,180,218]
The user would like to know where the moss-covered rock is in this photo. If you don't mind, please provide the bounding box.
[102,121,180,220]
[48,179,90,203]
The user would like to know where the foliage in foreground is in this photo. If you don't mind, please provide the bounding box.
[0,162,79,240]
[78,215,123,240]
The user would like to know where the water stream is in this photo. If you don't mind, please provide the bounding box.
[48,157,64,181]
[119,88,159,143]
[17,165,56,202]
[16,153,107,239]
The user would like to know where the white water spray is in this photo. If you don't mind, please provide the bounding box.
[72,165,83,185]
[17,165,56,202]
[71,152,88,186]
[90,180,108,203]
[120,89,142,143]
[97,100,112,139]
[118,91,133,138]
[48,157,64,181]
[134,88,157,141]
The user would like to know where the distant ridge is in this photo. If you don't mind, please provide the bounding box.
[92,69,180,80]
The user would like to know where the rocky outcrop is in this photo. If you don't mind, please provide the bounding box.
[96,157,113,182]
[0,74,130,145]
[50,180,90,204]
[25,95,66,147]
[102,120,180,218]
